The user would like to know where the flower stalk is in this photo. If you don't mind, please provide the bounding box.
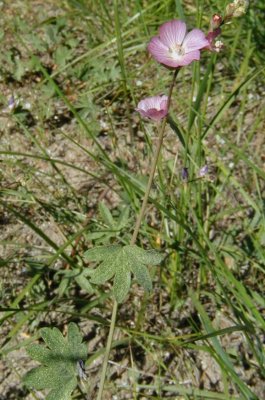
[96,68,179,400]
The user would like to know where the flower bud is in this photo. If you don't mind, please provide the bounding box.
[211,14,223,30]
[225,3,236,17]
[205,29,223,53]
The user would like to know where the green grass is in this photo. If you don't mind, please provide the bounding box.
[0,0,264,399]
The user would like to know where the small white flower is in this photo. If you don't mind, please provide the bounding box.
[215,40,224,53]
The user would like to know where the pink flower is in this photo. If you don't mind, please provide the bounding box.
[136,95,168,121]
[148,19,209,68]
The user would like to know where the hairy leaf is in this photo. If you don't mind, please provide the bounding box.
[23,323,87,399]
[84,245,121,262]
[85,244,163,303]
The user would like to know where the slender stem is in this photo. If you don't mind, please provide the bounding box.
[96,300,118,400]
[96,69,178,400]
[131,69,179,244]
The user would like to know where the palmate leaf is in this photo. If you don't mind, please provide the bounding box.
[84,245,163,303]
[23,323,87,400]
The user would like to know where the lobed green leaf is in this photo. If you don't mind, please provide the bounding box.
[40,327,66,353]
[27,344,52,364]
[113,266,131,303]
[130,262,152,292]
[125,245,164,266]
[90,255,117,284]
[84,245,121,261]
[23,323,87,399]
[87,244,163,302]
[46,379,77,400]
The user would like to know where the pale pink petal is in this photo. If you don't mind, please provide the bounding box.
[145,108,168,121]
[159,20,186,48]
[148,96,161,109]
[177,50,201,66]
[156,56,186,68]
[182,29,209,52]
[148,37,169,62]
[148,37,182,67]
[160,96,169,109]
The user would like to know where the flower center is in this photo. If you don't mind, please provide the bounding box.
[168,44,185,58]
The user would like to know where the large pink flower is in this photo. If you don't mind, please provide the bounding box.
[148,19,209,68]
[136,95,168,121]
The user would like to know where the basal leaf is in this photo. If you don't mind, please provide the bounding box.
[24,363,74,390]
[90,255,117,284]
[40,327,66,352]
[84,245,121,261]
[27,344,52,364]
[126,245,164,265]
[46,378,77,400]
[130,262,152,292]
[23,323,87,400]
[85,244,163,303]
[67,322,82,347]
[24,366,52,390]
[67,322,87,360]
[113,266,131,303]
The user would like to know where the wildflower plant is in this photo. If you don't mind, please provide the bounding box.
[21,2,255,400]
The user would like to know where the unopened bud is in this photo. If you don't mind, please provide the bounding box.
[211,14,223,30]
[225,3,236,17]
[205,29,223,53]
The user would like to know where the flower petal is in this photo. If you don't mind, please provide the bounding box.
[146,108,168,121]
[148,37,169,62]
[182,29,209,52]
[177,50,201,66]
[158,20,187,47]
[148,38,182,67]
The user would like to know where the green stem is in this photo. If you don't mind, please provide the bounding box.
[96,300,118,400]
[131,69,179,244]
[96,69,178,400]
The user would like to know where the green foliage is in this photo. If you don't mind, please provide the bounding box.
[84,245,163,303]
[23,323,87,400]
[1,0,264,398]
[56,267,93,297]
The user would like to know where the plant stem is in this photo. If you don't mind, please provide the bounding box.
[96,300,118,400]
[96,69,178,400]
[131,69,179,243]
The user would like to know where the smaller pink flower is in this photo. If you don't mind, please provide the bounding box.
[148,19,209,68]
[136,95,168,121]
